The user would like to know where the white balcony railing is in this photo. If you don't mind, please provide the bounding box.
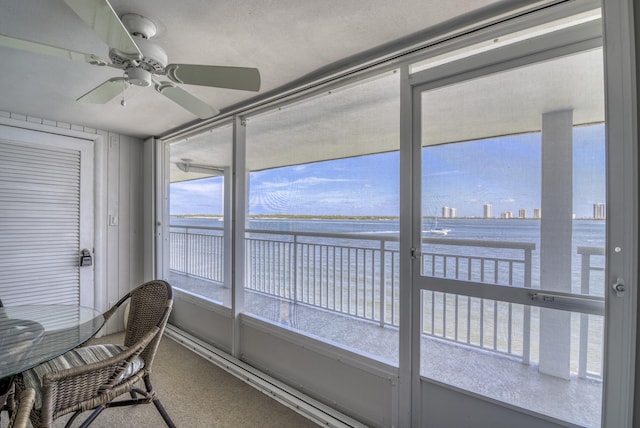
[169,224,604,376]
[419,237,535,363]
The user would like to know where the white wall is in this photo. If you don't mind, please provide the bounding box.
[0,110,144,334]
[102,128,144,334]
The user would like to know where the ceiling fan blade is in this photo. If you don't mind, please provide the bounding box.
[155,82,219,119]
[77,77,128,103]
[0,34,110,66]
[64,0,141,58]
[165,64,261,91]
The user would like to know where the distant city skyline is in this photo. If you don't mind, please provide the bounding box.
[436,202,605,219]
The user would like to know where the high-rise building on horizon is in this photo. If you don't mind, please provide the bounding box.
[518,209,526,219]
[533,208,541,219]
[484,203,492,218]
[441,206,457,218]
[593,203,606,219]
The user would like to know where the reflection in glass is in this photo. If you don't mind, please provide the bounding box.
[167,124,233,307]
[244,72,401,363]
[420,291,603,427]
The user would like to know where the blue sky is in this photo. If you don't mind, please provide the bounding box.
[170,124,605,218]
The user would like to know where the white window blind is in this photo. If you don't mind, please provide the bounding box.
[0,138,81,305]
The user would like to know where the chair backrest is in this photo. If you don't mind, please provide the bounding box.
[122,280,173,369]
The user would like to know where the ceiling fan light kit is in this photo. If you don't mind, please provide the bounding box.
[126,67,151,87]
[0,0,261,119]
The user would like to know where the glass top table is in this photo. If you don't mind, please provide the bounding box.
[0,305,105,379]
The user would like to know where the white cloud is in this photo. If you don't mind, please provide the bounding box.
[171,180,223,196]
[425,169,461,177]
[257,176,356,190]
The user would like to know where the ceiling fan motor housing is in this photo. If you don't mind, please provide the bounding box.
[109,14,168,74]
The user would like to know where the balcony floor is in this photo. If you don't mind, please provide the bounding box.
[168,272,601,427]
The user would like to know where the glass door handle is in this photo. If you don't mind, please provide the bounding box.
[529,292,605,315]
[612,278,625,297]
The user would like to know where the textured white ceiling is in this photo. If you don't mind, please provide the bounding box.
[170,46,604,176]
[0,0,501,138]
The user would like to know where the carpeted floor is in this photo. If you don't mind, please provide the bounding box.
[3,333,319,427]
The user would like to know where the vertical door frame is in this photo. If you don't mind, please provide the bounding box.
[398,63,418,427]
[601,0,638,426]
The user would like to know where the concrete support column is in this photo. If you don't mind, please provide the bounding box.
[539,110,573,379]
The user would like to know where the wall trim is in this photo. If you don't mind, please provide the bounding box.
[0,110,99,139]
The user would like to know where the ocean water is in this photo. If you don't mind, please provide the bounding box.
[172,216,605,249]
[172,216,603,240]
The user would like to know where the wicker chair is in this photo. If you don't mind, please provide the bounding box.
[0,298,16,420]
[0,373,12,419]
[16,280,175,428]
[7,388,35,428]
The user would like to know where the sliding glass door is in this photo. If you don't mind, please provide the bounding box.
[411,21,608,428]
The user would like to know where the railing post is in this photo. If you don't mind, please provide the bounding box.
[293,234,298,305]
[522,247,532,365]
[578,249,591,378]
[379,241,385,327]
[186,227,191,277]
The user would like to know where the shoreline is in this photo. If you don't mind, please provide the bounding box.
[173,214,605,221]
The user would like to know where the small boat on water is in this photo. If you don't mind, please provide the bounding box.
[428,227,451,235]
[427,217,451,235]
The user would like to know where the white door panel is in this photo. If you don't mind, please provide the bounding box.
[0,125,94,307]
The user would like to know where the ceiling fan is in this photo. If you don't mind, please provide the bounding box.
[0,0,261,119]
